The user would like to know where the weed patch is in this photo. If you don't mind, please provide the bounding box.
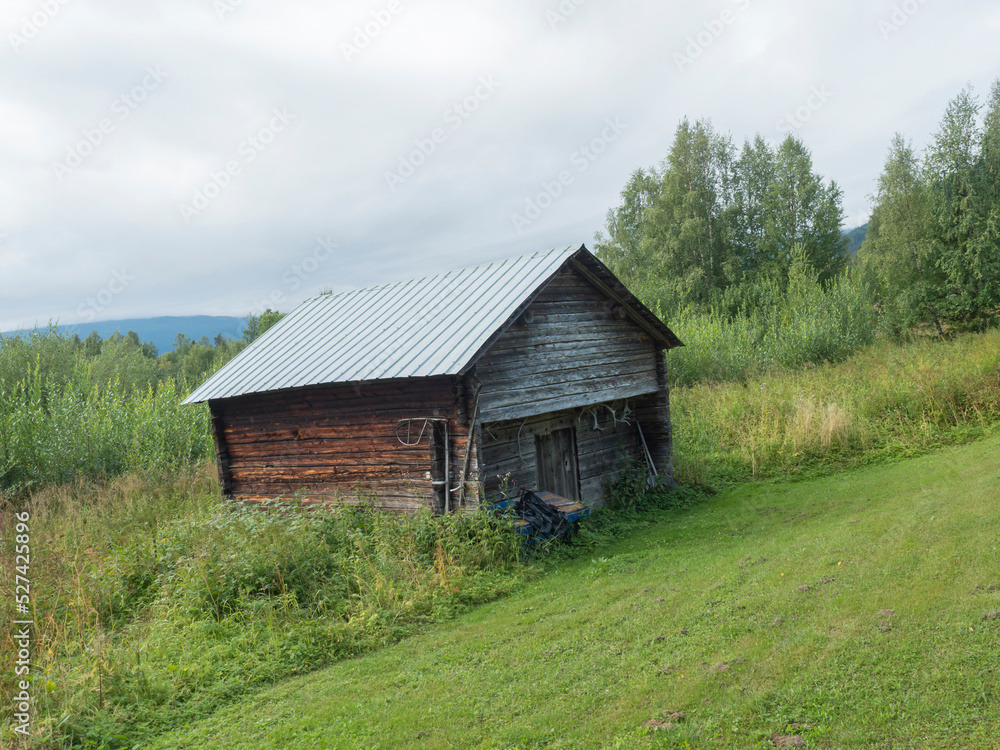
[0,471,530,748]
[672,328,1000,486]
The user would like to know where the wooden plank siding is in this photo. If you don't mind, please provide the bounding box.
[478,400,647,506]
[635,354,674,478]
[474,268,661,423]
[211,377,470,512]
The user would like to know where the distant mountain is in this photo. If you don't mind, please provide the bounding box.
[845,224,868,256]
[3,316,248,354]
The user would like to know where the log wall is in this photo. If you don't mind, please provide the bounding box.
[210,377,473,512]
[635,354,674,479]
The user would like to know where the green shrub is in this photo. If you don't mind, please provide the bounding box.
[0,365,212,494]
[665,265,881,387]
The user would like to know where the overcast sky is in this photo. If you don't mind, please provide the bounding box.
[1,0,998,331]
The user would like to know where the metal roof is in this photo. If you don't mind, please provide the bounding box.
[183,244,681,404]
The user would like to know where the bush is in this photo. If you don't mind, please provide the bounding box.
[665,261,881,387]
[0,364,212,494]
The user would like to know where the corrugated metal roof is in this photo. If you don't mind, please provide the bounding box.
[184,245,586,404]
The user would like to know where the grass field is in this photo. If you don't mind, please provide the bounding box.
[670,329,1000,488]
[148,434,1000,749]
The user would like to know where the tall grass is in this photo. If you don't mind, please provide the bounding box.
[0,365,212,494]
[0,470,528,749]
[0,328,161,395]
[0,327,215,494]
[671,328,1000,487]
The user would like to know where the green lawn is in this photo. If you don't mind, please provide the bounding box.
[151,435,1000,749]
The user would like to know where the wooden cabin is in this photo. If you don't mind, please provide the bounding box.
[183,245,683,512]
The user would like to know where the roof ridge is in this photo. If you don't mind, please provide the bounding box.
[302,245,580,304]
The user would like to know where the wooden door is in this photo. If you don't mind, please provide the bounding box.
[534,427,580,501]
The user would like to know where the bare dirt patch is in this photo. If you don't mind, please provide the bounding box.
[643,712,686,731]
[878,609,895,632]
[772,735,805,748]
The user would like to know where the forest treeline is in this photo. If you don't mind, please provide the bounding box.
[0,309,284,396]
[596,121,849,317]
[860,83,1000,334]
[0,311,283,492]
[595,78,1000,384]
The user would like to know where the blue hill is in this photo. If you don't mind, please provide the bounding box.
[845,224,868,255]
[3,316,248,354]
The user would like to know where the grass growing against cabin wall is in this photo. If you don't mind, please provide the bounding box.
[0,469,530,749]
[669,327,1000,488]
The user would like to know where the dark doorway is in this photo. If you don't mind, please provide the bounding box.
[534,427,580,501]
[429,421,449,514]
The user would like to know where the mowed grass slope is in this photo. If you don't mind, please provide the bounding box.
[151,434,1000,749]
